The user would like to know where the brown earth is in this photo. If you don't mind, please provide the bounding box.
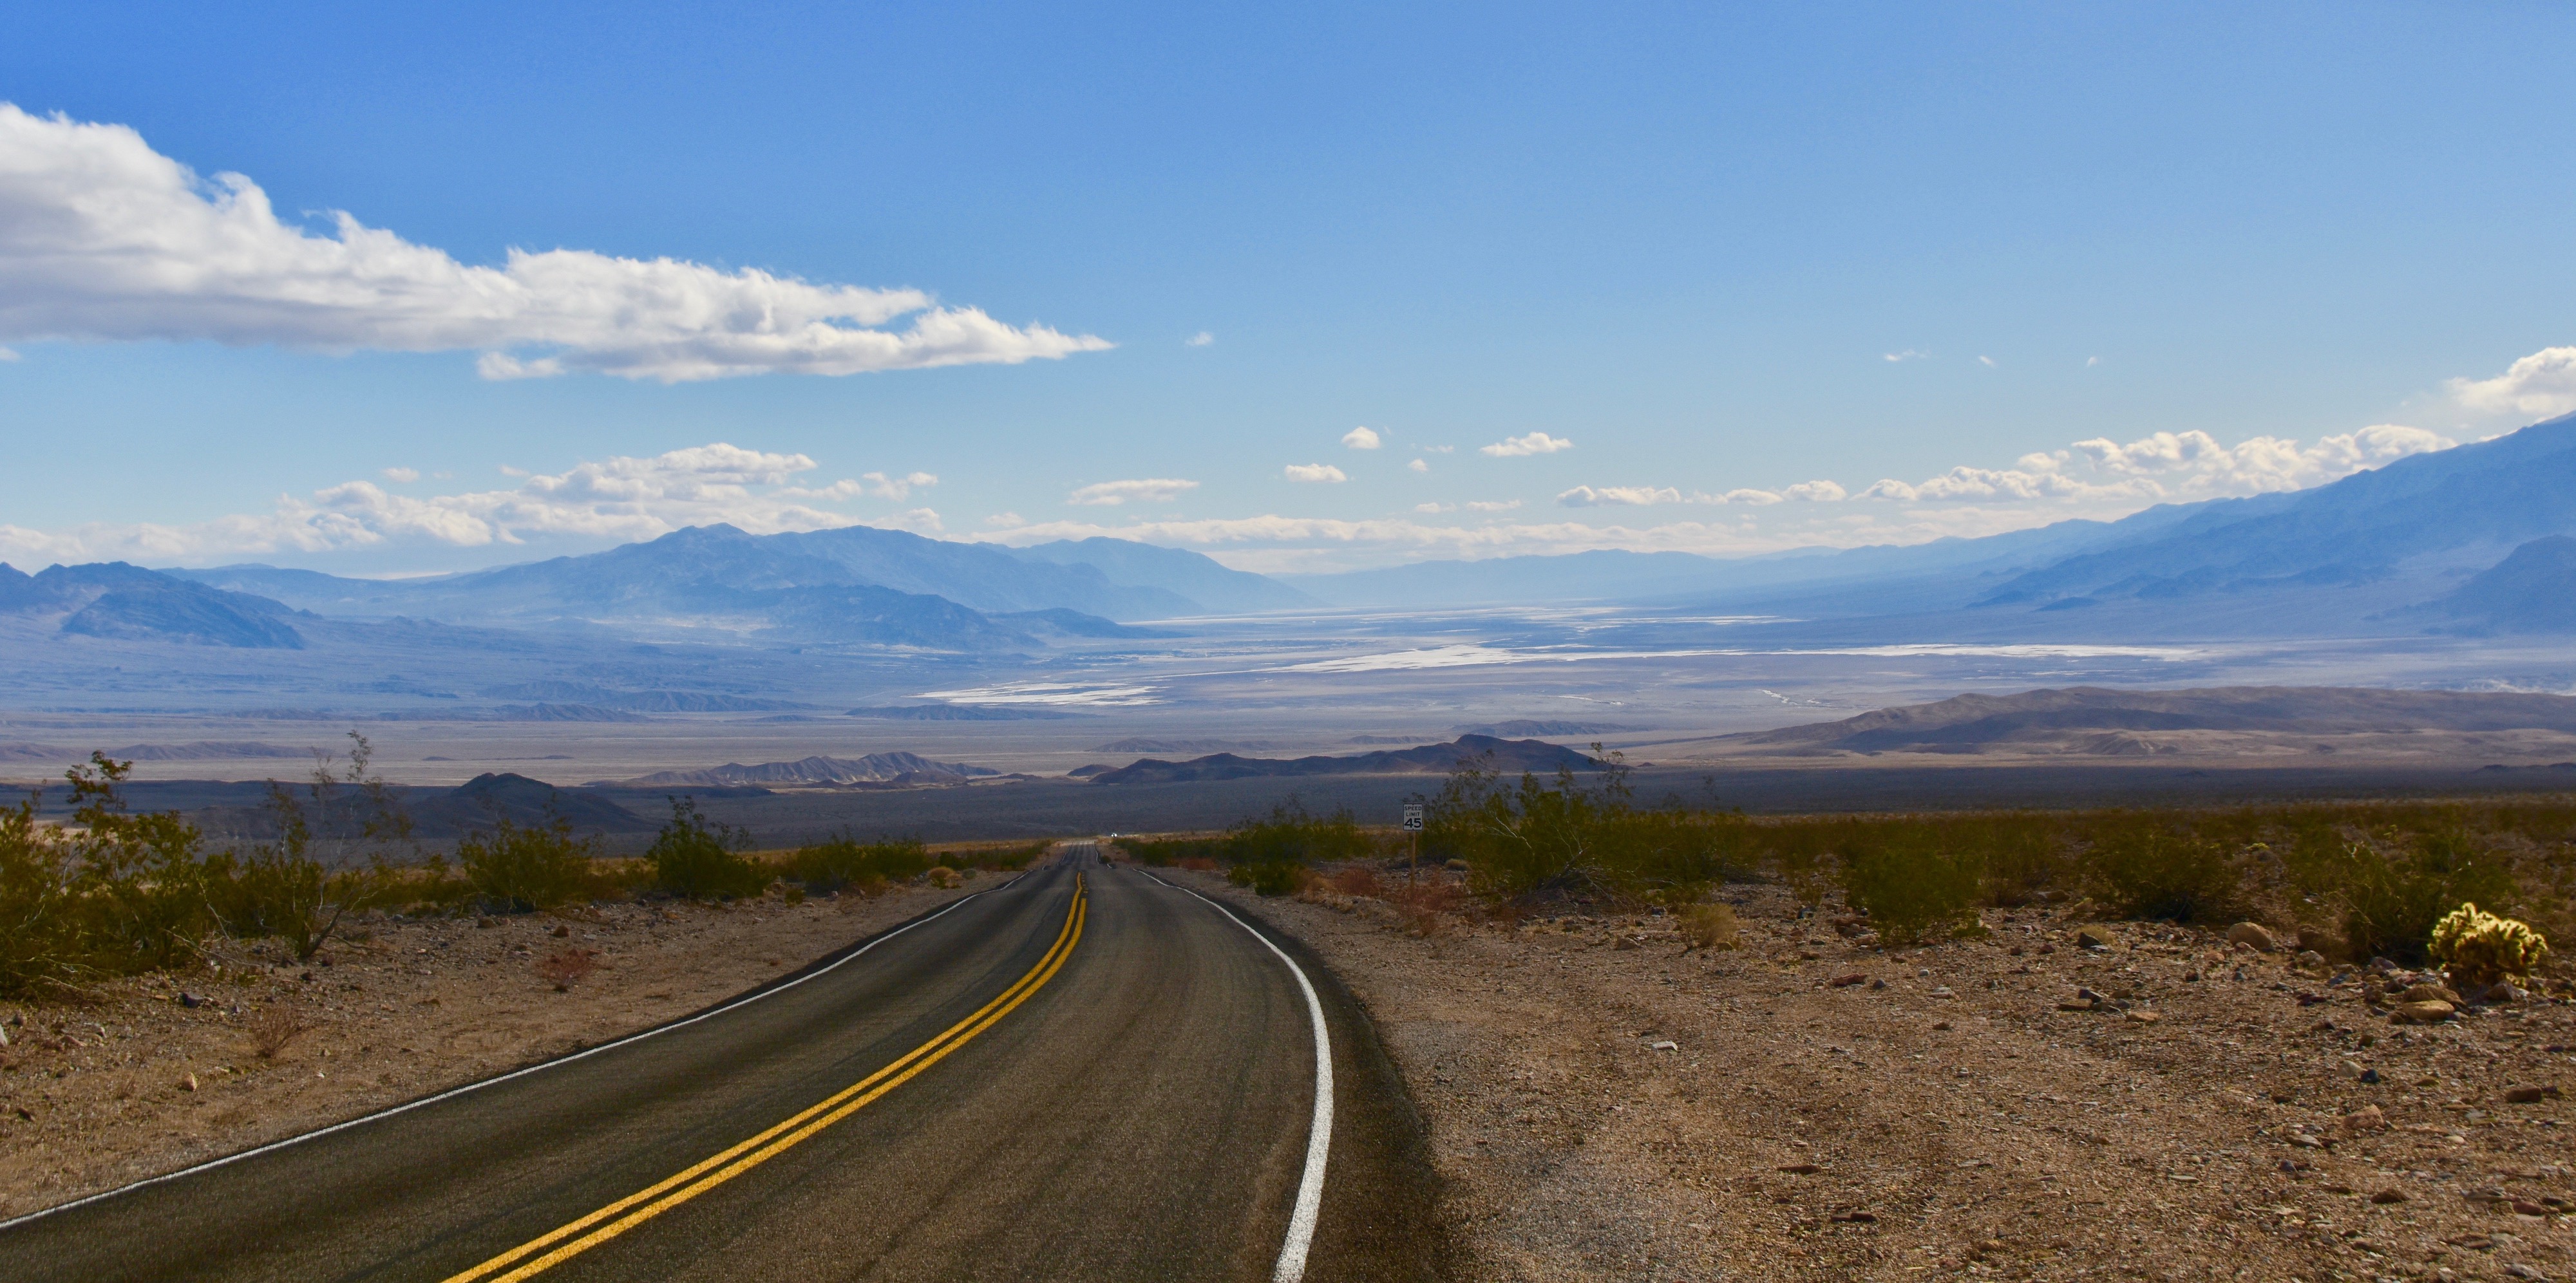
[1165,866,2576,1282]
[0,879,973,1220]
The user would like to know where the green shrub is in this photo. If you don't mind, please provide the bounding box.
[0,791,88,997]
[2087,821,2239,922]
[647,798,768,900]
[1836,833,1984,944]
[2337,833,2517,964]
[1228,859,1305,896]
[459,817,600,912]
[791,835,929,892]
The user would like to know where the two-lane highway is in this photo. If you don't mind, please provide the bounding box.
[0,845,1442,1281]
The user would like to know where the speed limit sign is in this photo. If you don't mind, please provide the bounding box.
[1401,804,1425,830]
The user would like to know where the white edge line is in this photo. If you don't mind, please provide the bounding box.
[1144,871,1332,1283]
[0,867,1045,1232]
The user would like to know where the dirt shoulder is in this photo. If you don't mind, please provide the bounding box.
[0,881,974,1220]
[1170,867,2576,1282]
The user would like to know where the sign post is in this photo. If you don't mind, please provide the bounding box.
[1401,803,1425,885]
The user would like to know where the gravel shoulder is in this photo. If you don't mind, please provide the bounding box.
[1171,868,2576,1282]
[0,881,973,1220]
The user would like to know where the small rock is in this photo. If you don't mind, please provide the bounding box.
[2359,1067,2381,1084]
[1868,978,1888,991]
[2485,982,2530,1005]
[1929,986,1956,998]
[180,1073,197,1092]
[1648,1040,1679,1053]
[2371,1188,2408,1204]
[178,992,200,1009]
[1613,935,1640,951]
[2342,1105,2390,1134]
[2400,982,2461,1005]
[2503,1264,2552,1282]
[2227,922,2281,953]
[2058,998,2101,1013]
[552,924,572,939]
[2503,1086,2557,1104]
[2295,949,2327,971]
[1830,973,1866,988]
[1931,1020,1953,1031]
[1830,1210,1878,1224]
[1776,1163,1823,1174]
[2074,925,2116,950]
[2125,1009,2161,1024]
[2513,1200,2552,1217]
[2391,1000,2457,1025]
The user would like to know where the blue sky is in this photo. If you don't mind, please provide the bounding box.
[3,1,2573,574]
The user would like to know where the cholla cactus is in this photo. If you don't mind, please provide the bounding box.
[2429,903,2550,987]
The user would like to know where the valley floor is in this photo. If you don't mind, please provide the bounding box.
[1169,868,2576,1282]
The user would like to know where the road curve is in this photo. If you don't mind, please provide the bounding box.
[0,845,1442,1281]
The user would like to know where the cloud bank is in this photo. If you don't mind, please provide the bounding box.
[1067,478,1198,507]
[1284,464,1349,483]
[1481,431,1573,457]
[0,104,1108,382]
[1857,424,2453,503]
[2448,346,2576,419]
[0,443,934,564]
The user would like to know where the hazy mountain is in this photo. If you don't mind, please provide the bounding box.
[2428,535,2576,633]
[1087,734,1603,784]
[0,563,307,649]
[1003,538,1314,613]
[407,773,654,837]
[1973,413,2576,608]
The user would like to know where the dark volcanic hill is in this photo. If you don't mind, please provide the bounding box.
[406,773,653,836]
[1087,734,1603,785]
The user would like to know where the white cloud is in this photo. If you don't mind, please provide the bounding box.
[1464,500,1521,512]
[1883,350,1926,362]
[984,511,1025,527]
[1414,501,1451,514]
[1067,478,1197,506]
[1185,332,1215,347]
[1859,424,2455,503]
[1782,480,1847,502]
[2447,345,2576,419]
[1481,431,1573,458]
[382,466,420,483]
[1284,463,1349,483]
[861,470,937,500]
[1341,426,1381,450]
[0,104,1110,382]
[1406,458,1428,473]
[0,442,941,565]
[0,345,19,361]
[1978,355,1996,368]
[1558,485,1680,507]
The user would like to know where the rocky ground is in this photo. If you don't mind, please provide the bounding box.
[0,880,974,1219]
[1166,866,2576,1283]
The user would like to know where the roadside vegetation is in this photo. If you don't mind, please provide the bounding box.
[0,742,1051,1000]
[1120,749,2575,971]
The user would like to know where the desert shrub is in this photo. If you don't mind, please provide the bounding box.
[647,798,768,901]
[251,1004,308,1060]
[1387,878,1466,935]
[2429,903,2548,985]
[1766,823,1837,908]
[2085,820,2239,922]
[1332,866,1385,897]
[791,835,929,892]
[1678,902,1741,950]
[1836,832,1984,944]
[1228,860,1306,896]
[0,791,88,997]
[953,841,1048,871]
[2336,833,2517,964]
[457,817,599,913]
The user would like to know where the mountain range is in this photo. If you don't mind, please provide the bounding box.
[1084,734,1604,784]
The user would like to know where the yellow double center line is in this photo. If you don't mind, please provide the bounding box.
[441,876,1088,1283]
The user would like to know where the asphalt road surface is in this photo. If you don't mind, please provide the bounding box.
[0,845,1442,1281]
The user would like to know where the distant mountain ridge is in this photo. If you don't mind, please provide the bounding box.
[1086,734,1604,784]
[607,753,1001,787]
[1728,686,2576,756]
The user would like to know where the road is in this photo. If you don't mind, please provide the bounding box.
[0,845,1442,1281]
